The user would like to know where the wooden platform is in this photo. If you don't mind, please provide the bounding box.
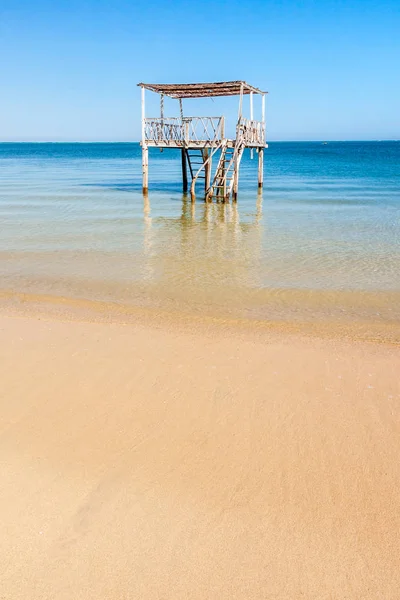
[138,81,268,201]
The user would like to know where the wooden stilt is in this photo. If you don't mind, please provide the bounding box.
[223,160,228,203]
[202,148,211,194]
[238,82,244,122]
[258,148,264,188]
[142,145,148,194]
[256,188,263,222]
[141,85,148,194]
[261,94,266,129]
[232,156,239,201]
[181,149,188,193]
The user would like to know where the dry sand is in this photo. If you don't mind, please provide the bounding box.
[0,310,399,599]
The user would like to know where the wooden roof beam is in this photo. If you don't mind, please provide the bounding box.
[137,81,267,98]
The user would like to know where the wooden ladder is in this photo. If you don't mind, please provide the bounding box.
[206,140,245,202]
[189,142,223,200]
[185,149,207,189]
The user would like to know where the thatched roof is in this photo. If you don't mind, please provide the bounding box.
[137,80,266,99]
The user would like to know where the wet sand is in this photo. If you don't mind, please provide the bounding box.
[0,311,399,599]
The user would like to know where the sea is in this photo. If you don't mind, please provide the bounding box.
[1,141,399,340]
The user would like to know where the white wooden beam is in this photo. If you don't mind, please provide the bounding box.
[141,86,148,193]
[250,91,254,158]
[237,82,244,122]
[261,93,265,124]
[141,86,146,144]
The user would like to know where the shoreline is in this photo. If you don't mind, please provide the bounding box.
[0,306,399,598]
[1,285,400,346]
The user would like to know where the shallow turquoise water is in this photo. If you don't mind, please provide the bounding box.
[1,142,399,329]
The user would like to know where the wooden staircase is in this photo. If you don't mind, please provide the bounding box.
[188,126,246,202]
[206,139,245,202]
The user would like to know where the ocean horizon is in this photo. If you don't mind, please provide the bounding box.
[1,139,399,143]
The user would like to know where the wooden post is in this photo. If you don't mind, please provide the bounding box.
[250,91,254,159]
[258,94,266,188]
[160,93,164,137]
[181,149,188,193]
[258,148,264,188]
[232,155,239,201]
[220,116,225,140]
[223,178,228,203]
[237,83,244,122]
[142,146,149,194]
[182,114,190,147]
[232,83,244,201]
[256,188,263,222]
[203,148,211,193]
[223,148,228,202]
[261,93,266,145]
[190,183,196,202]
[141,86,148,194]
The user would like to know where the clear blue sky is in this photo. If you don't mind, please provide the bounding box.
[1,0,399,141]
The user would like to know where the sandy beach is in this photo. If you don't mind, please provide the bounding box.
[2,0,400,593]
[1,307,399,599]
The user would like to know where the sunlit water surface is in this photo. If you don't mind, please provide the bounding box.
[1,142,399,337]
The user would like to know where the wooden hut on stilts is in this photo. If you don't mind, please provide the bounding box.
[137,81,267,202]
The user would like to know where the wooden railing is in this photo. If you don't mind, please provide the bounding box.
[237,118,265,146]
[144,116,265,147]
[144,116,224,146]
